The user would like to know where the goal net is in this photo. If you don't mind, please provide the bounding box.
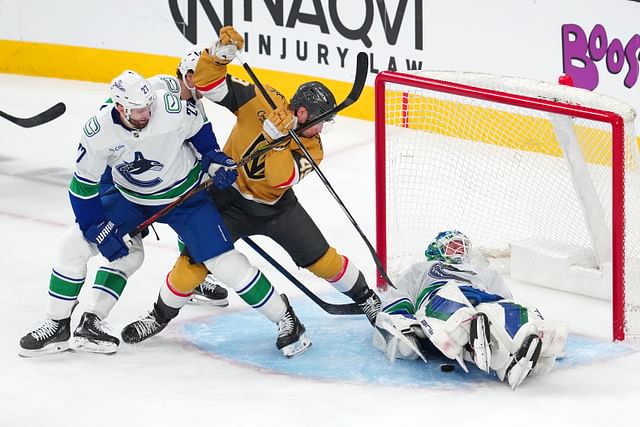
[374,70,639,341]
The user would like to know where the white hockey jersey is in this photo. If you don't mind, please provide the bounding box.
[70,89,207,206]
[382,260,513,315]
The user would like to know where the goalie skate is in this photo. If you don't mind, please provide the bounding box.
[506,334,542,390]
[71,312,119,354]
[276,294,311,358]
[189,275,229,307]
[469,313,491,373]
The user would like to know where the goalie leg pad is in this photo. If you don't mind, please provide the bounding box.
[531,319,569,375]
[416,281,477,361]
[478,303,541,388]
[504,333,542,390]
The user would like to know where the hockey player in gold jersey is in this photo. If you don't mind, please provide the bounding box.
[121,26,381,357]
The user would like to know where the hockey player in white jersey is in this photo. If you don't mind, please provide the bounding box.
[18,69,281,357]
[373,230,568,390]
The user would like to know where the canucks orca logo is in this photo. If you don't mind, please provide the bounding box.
[428,262,475,284]
[115,151,164,187]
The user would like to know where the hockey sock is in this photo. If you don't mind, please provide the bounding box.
[160,273,193,311]
[47,269,85,319]
[236,271,286,322]
[84,267,128,319]
[155,295,180,323]
[342,272,372,304]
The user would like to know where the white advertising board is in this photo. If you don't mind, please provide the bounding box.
[0,0,638,117]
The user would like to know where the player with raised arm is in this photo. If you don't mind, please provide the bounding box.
[373,230,568,390]
[18,69,279,357]
[121,26,381,357]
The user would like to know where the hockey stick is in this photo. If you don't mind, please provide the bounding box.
[242,237,363,315]
[0,102,66,128]
[237,52,397,290]
[127,56,369,238]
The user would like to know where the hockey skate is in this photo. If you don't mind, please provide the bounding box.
[356,289,381,326]
[276,294,311,358]
[468,313,491,373]
[121,305,169,344]
[19,317,72,357]
[189,275,229,307]
[71,312,120,354]
[505,333,542,390]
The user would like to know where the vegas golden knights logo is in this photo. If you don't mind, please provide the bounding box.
[242,135,269,180]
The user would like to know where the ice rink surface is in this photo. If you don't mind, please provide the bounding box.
[0,74,638,427]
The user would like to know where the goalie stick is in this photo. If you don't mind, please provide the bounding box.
[237,52,397,290]
[127,53,368,238]
[241,237,362,315]
[0,102,66,128]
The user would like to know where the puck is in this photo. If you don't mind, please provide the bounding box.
[440,364,455,372]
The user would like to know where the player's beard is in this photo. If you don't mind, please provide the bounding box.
[128,116,149,129]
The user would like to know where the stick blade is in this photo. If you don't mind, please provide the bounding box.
[0,102,66,128]
[30,102,66,127]
[343,51,369,106]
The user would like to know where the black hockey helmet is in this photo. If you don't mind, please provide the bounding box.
[289,81,337,122]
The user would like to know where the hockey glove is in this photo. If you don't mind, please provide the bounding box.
[262,105,297,143]
[211,26,244,65]
[83,220,129,262]
[201,149,238,190]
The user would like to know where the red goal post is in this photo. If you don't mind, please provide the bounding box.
[374,70,639,341]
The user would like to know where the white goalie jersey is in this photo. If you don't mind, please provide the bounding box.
[382,260,513,315]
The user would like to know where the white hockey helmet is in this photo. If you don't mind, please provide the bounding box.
[109,70,155,119]
[178,46,202,77]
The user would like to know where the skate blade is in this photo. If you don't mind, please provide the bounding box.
[18,341,70,358]
[281,334,312,358]
[70,337,118,355]
[188,295,229,307]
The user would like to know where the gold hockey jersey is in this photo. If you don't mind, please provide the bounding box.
[194,50,323,205]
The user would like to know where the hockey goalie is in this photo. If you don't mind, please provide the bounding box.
[373,230,568,390]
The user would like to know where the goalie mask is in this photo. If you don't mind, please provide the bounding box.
[109,70,155,123]
[290,81,337,123]
[425,230,471,264]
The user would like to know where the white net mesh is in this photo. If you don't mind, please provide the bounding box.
[377,71,640,340]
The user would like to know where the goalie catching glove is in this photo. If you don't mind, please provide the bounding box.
[211,26,244,65]
[201,149,238,190]
[262,105,297,144]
